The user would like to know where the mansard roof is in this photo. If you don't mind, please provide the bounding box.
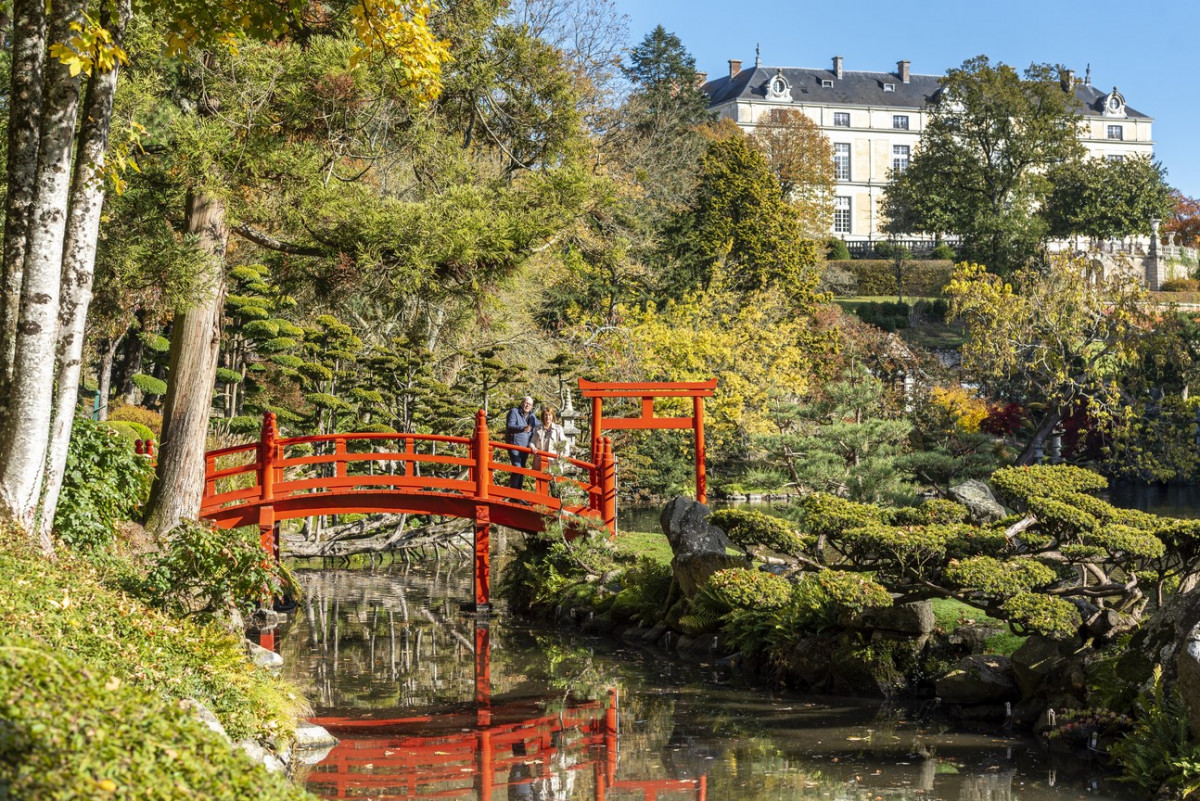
[703,64,1150,120]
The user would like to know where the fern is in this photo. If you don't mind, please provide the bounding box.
[1109,666,1200,795]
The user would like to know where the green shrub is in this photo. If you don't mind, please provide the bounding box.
[827,238,851,260]
[912,297,950,323]
[709,508,810,557]
[1160,278,1200,292]
[930,243,957,260]
[853,301,910,331]
[0,641,312,801]
[54,417,154,551]
[890,498,969,526]
[991,464,1108,505]
[131,373,167,396]
[943,556,1056,597]
[103,420,152,443]
[801,493,885,535]
[782,570,892,632]
[138,521,298,620]
[999,592,1079,637]
[827,260,954,296]
[698,568,792,612]
[107,404,163,438]
[0,530,310,799]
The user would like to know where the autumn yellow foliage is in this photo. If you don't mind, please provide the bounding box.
[928,386,989,433]
[587,268,828,452]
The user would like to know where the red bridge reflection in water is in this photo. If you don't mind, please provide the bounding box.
[303,624,707,801]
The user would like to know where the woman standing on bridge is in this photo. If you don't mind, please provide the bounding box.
[529,407,568,472]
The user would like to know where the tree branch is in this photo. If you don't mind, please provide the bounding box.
[231,223,327,257]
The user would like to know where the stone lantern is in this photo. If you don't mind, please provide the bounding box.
[560,390,580,460]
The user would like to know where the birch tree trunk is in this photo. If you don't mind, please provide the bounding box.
[144,191,228,537]
[96,336,119,421]
[38,0,131,540]
[0,0,86,539]
[0,0,46,422]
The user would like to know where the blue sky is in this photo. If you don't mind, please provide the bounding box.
[610,0,1200,198]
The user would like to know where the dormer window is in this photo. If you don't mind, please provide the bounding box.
[883,83,896,92]
[1101,87,1126,118]
[821,79,834,88]
[766,70,791,101]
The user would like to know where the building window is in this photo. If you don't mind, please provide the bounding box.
[893,115,909,130]
[821,79,834,88]
[833,143,851,180]
[1107,124,1124,140]
[834,197,851,233]
[833,111,850,127]
[892,145,910,173]
[1106,154,1125,162]
[883,83,896,92]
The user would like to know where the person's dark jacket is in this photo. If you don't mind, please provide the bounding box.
[505,406,537,448]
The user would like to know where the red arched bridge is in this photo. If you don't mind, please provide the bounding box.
[199,380,716,610]
[199,409,617,609]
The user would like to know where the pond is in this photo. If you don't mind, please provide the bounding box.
[276,562,1131,801]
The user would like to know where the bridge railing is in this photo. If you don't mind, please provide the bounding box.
[199,409,616,532]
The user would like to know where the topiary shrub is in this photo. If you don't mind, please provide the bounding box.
[889,498,970,526]
[54,417,154,551]
[709,508,810,557]
[130,373,167,397]
[801,493,885,536]
[999,592,1079,637]
[943,556,1057,597]
[107,404,163,438]
[990,464,1108,506]
[827,238,851,260]
[1160,278,1200,292]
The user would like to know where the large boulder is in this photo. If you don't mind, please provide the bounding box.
[842,600,935,635]
[949,479,1008,524]
[660,497,749,598]
[1011,635,1085,699]
[672,552,748,598]
[936,655,1019,704]
[660,497,730,555]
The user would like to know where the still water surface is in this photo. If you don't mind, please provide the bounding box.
[277,564,1129,801]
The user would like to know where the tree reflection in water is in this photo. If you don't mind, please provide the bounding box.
[275,565,1127,801]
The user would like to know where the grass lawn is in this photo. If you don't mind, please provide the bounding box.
[931,597,1025,655]
[613,528,673,566]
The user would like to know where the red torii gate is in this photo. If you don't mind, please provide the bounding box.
[579,379,717,505]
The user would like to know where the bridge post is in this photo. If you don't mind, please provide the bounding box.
[473,504,491,611]
[472,409,490,499]
[258,411,278,559]
[599,437,616,536]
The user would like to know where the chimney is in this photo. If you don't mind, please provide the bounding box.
[1061,68,1075,91]
[897,60,910,84]
[832,55,843,79]
[728,59,742,78]
[694,71,707,88]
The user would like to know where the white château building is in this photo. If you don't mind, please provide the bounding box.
[702,53,1155,249]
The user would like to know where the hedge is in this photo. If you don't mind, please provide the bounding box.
[826,259,955,296]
